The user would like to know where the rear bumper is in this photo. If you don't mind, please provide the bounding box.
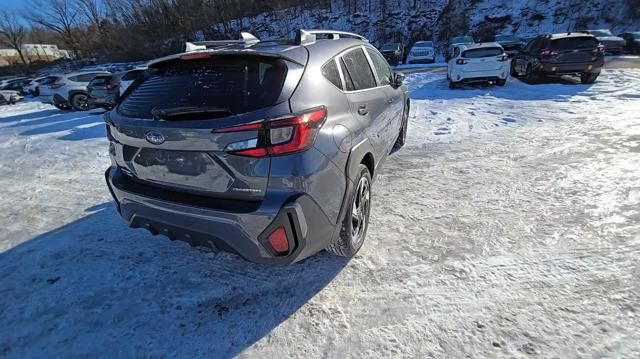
[105,166,336,265]
[406,55,435,64]
[88,96,116,108]
[540,61,603,75]
[451,66,509,83]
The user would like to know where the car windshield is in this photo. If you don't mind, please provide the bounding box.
[381,44,397,51]
[462,47,503,58]
[451,37,474,44]
[414,41,433,48]
[495,35,519,42]
[590,30,613,37]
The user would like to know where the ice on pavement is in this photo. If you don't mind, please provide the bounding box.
[0,70,639,357]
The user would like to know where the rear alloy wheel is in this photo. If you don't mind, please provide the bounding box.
[580,72,599,84]
[71,93,89,111]
[327,164,372,258]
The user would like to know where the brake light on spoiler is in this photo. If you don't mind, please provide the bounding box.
[215,107,327,157]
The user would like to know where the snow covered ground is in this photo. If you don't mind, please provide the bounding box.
[1,70,639,357]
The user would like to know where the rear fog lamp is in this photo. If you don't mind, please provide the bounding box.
[266,226,289,254]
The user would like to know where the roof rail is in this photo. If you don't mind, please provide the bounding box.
[295,29,368,45]
[185,32,260,52]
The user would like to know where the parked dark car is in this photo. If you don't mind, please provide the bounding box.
[379,43,403,66]
[87,74,121,110]
[105,30,410,264]
[511,33,604,84]
[579,29,625,55]
[619,32,640,54]
[494,34,523,57]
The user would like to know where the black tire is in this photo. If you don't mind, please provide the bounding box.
[34,87,40,97]
[393,102,409,150]
[580,72,599,84]
[510,61,519,77]
[449,80,459,89]
[71,93,89,111]
[54,103,72,111]
[496,78,507,86]
[327,164,372,258]
[525,64,541,84]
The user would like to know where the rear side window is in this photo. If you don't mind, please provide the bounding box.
[89,76,111,86]
[551,37,597,50]
[340,48,377,90]
[366,48,392,86]
[119,56,288,118]
[121,70,144,81]
[322,60,343,90]
[462,47,504,58]
[70,73,102,82]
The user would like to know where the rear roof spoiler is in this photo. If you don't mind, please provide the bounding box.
[147,49,304,67]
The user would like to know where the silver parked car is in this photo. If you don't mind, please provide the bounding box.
[105,30,410,264]
[41,71,111,110]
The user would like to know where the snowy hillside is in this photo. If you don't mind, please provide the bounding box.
[204,0,638,50]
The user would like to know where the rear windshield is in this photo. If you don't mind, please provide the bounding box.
[462,47,503,58]
[551,37,597,50]
[415,41,434,48]
[118,56,288,119]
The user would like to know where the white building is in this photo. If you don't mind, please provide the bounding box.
[0,44,73,66]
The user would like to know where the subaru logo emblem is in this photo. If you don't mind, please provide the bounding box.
[145,131,165,145]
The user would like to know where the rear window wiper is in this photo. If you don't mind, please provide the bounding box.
[151,106,232,121]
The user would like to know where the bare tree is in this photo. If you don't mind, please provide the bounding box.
[0,10,28,65]
[75,0,104,31]
[27,0,82,58]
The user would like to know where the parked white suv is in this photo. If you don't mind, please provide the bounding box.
[406,41,436,64]
[42,71,111,110]
[447,42,509,88]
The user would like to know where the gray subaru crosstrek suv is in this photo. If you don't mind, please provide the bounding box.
[105,30,409,264]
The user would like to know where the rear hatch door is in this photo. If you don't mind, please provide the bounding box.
[549,37,599,63]
[461,47,504,72]
[109,54,304,201]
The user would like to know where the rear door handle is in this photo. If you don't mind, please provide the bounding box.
[358,104,368,116]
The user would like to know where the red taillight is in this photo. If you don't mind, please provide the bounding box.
[49,82,64,89]
[540,48,558,57]
[594,45,605,54]
[266,226,289,254]
[498,55,509,61]
[215,107,327,157]
[456,59,468,65]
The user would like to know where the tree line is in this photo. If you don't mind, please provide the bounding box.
[0,0,322,65]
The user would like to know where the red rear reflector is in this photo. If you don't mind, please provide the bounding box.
[180,53,211,60]
[266,226,289,253]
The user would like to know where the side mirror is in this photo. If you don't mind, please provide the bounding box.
[393,72,405,87]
